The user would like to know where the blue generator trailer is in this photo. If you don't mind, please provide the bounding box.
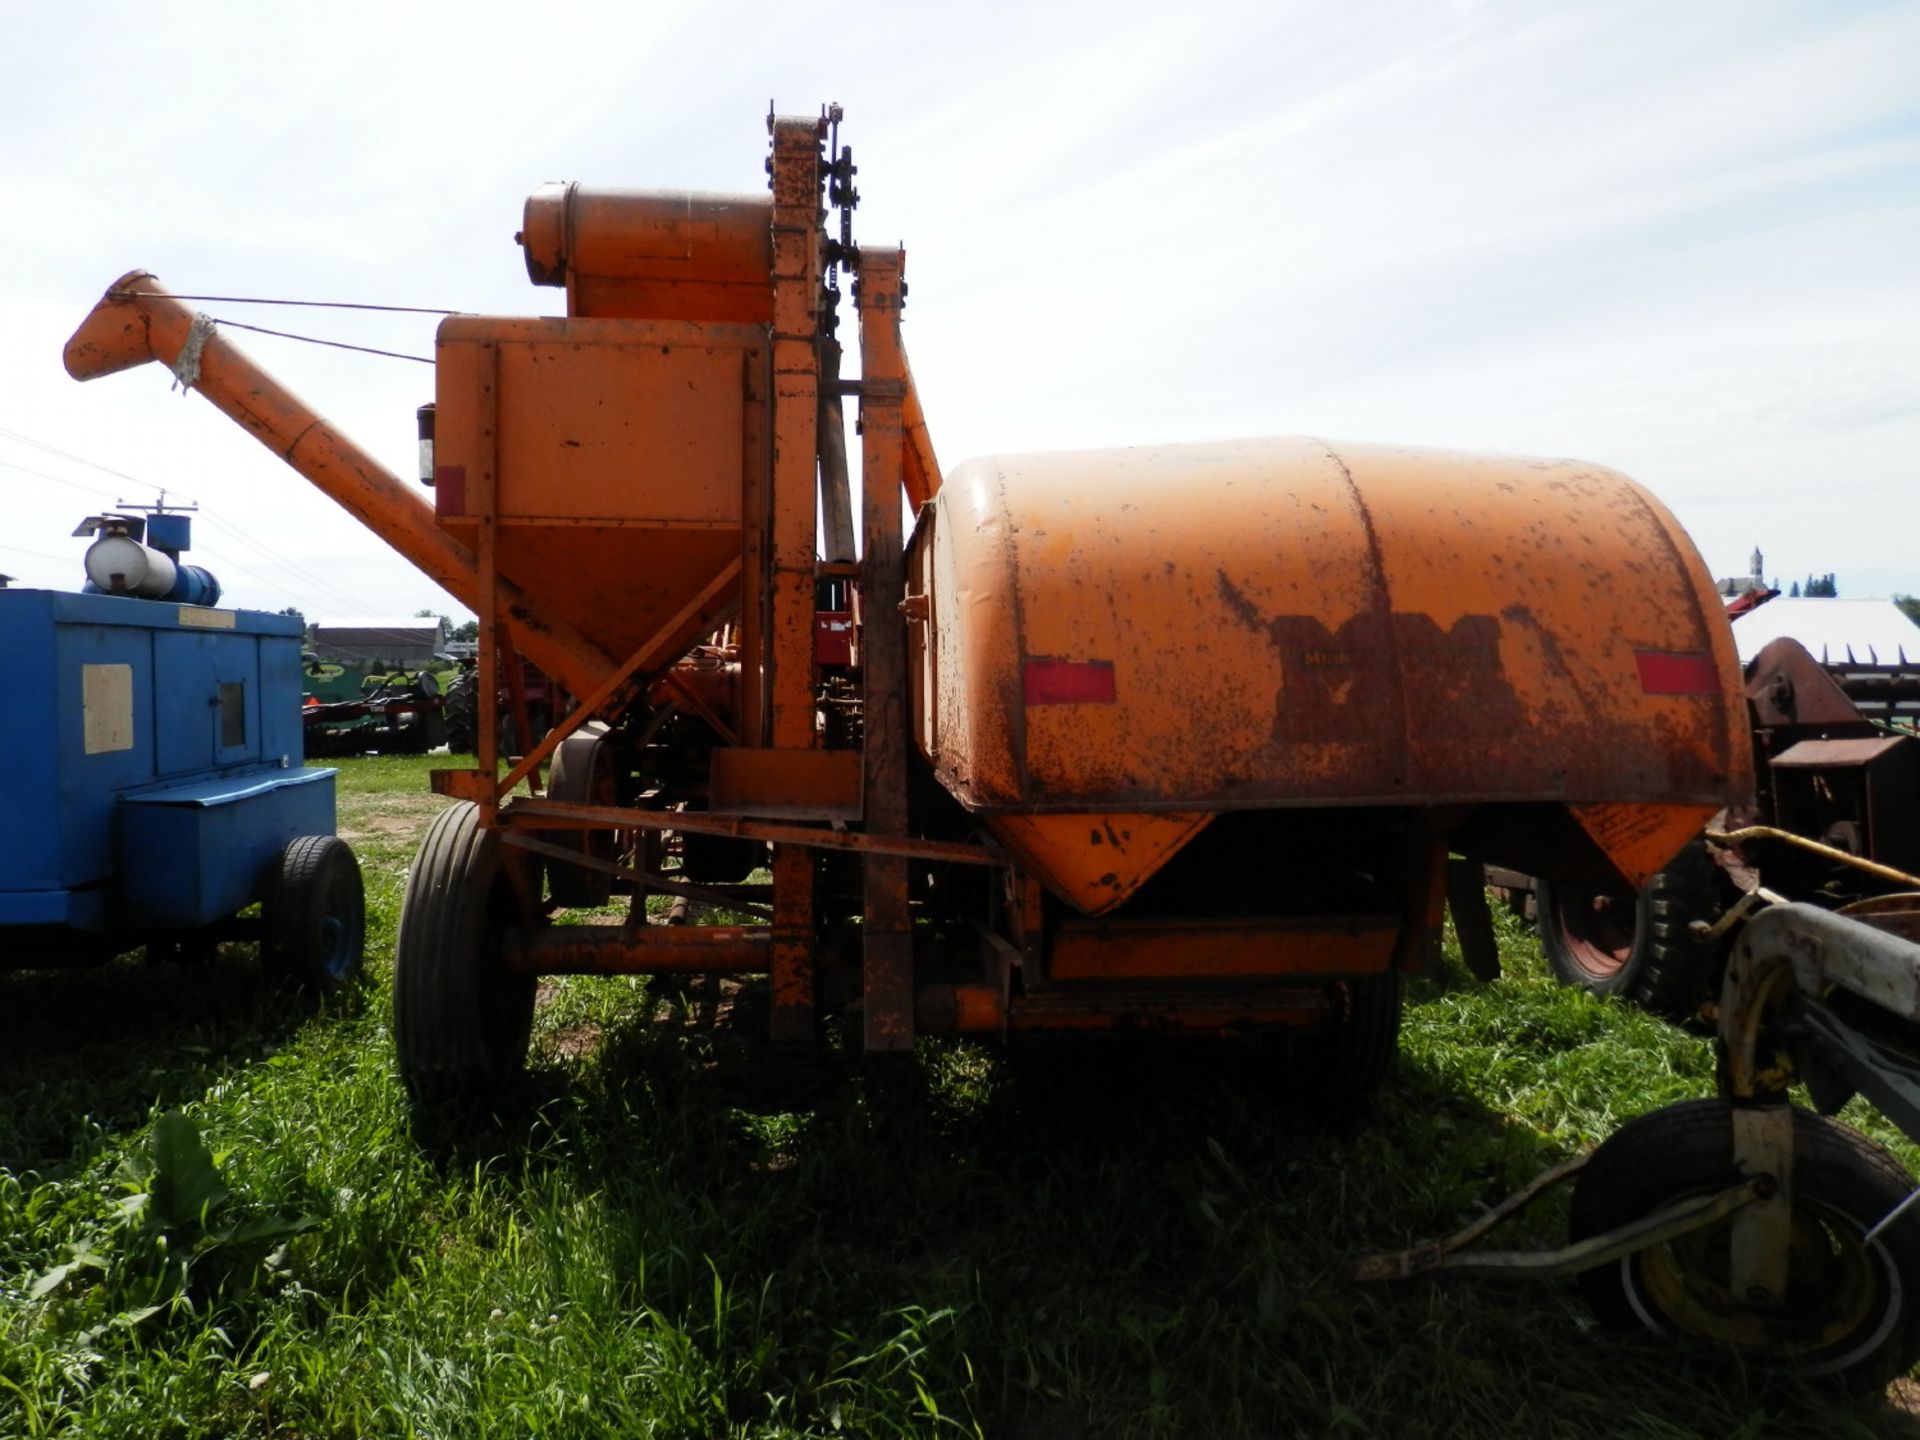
[0,513,364,990]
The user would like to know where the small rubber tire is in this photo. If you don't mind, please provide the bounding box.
[1536,840,1724,1018]
[1570,1099,1920,1388]
[393,802,537,1110]
[263,835,365,993]
[1282,971,1403,1112]
[442,669,479,755]
[545,724,616,908]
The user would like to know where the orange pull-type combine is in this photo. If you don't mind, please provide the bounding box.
[65,108,1749,1109]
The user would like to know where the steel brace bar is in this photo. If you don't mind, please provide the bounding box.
[1354,1166,1765,1284]
[505,796,1003,867]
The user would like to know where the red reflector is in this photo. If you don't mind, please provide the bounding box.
[1635,650,1719,695]
[1023,657,1117,705]
[814,612,853,667]
[436,465,467,516]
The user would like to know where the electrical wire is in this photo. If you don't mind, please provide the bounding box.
[206,318,432,365]
[1,426,313,604]
[0,442,324,613]
[0,456,124,504]
[0,427,458,634]
[99,290,454,363]
[0,427,158,492]
[114,292,458,316]
[0,541,72,565]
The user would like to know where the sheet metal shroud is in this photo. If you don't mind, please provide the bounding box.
[909,437,1749,916]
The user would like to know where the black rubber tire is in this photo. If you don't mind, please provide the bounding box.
[545,725,615,908]
[263,835,365,993]
[1282,972,1403,1111]
[391,711,432,756]
[680,828,767,883]
[442,669,479,755]
[1571,1099,1920,1388]
[393,802,537,1110]
[1536,840,1723,1018]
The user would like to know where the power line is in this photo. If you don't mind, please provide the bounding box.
[0,541,72,565]
[0,426,446,626]
[0,456,124,504]
[3,421,373,609]
[0,427,166,494]
[0,444,328,613]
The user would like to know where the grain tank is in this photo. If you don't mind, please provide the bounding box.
[63,108,1747,1108]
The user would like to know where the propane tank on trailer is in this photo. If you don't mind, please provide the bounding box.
[73,511,222,606]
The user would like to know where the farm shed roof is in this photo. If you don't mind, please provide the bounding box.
[1731,598,1919,667]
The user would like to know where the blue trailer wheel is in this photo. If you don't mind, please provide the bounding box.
[265,835,366,993]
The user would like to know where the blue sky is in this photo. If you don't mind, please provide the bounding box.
[2,0,1915,619]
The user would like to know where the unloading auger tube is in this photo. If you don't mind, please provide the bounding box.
[62,105,1751,1113]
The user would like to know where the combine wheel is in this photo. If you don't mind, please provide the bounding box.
[545,723,616,908]
[393,802,537,1109]
[402,670,445,754]
[1571,1100,1920,1388]
[1536,839,1723,1018]
[263,835,365,993]
[1283,971,1402,1111]
[442,668,478,754]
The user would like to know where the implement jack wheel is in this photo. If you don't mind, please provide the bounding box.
[1571,1100,1920,1388]
[393,802,538,1111]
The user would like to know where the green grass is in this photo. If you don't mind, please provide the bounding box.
[4,756,1919,1436]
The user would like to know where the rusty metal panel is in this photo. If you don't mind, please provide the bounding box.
[912,437,1750,901]
[710,748,862,820]
[1746,638,1887,731]
[434,315,767,694]
[1047,915,1398,981]
[437,316,758,527]
[987,811,1211,917]
[1770,737,1909,769]
[1569,800,1723,890]
[1769,734,1920,874]
[519,184,775,323]
[428,768,495,801]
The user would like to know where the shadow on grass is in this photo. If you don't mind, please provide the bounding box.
[0,950,346,1175]
[407,975,1918,1439]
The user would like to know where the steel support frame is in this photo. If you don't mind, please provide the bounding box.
[473,340,500,824]
[1715,901,1920,1299]
[766,114,829,1044]
[854,248,914,1053]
